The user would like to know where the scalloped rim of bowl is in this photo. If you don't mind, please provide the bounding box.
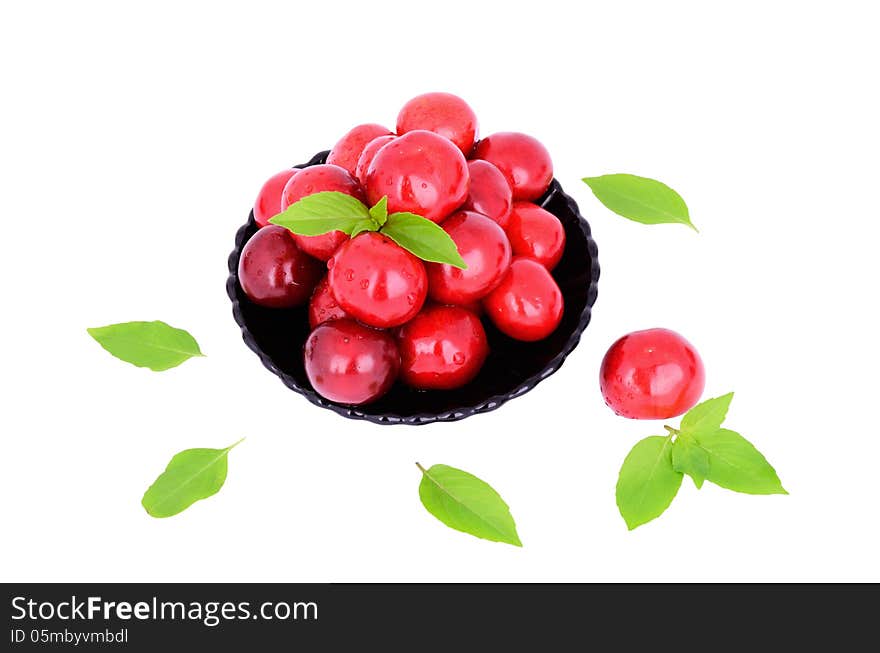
[227,151,600,425]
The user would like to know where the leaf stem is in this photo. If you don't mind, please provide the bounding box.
[226,437,246,452]
[415,462,427,474]
[664,425,679,436]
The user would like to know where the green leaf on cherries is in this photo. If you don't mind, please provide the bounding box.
[270,190,371,236]
[694,429,787,495]
[582,173,696,231]
[417,463,522,546]
[680,393,734,436]
[671,434,709,489]
[369,195,388,227]
[142,438,244,518]
[616,435,683,530]
[382,212,467,269]
[87,320,204,371]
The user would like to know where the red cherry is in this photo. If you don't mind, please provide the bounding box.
[355,134,396,185]
[461,160,513,229]
[426,210,511,305]
[397,305,488,390]
[396,92,478,155]
[304,319,400,405]
[473,132,553,201]
[600,329,706,420]
[326,123,394,177]
[308,275,352,329]
[254,169,299,228]
[483,257,563,341]
[328,232,428,328]
[281,164,365,261]
[365,130,469,223]
[238,225,323,308]
[506,202,566,270]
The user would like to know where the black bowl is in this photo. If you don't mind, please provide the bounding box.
[227,151,599,425]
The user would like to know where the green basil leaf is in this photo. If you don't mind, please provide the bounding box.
[381,213,467,269]
[582,174,696,231]
[269,190,371,236]
[142,439,244,518]
[87,320,204,371]
[672,435,710,489]
[417,463,522,546]
[696,429,787,495]
[616,436,683,530]
[369,196,388,227]
[681,392,734,436]
[349,218,378,239]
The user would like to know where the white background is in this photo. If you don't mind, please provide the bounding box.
[1,0,878,582]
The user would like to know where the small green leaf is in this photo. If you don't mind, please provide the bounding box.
[381,212,467,268]
[672,434,710,489]
[87,320,204,371]
[616,436,683,530]
[369,196,388,227]
[681,393,734,436]
[417,463,522,546]
[582,174,696,231]
[696,429,787,495]
[270,190,372,236]
[142,439,244,518]
[349,218,378,239]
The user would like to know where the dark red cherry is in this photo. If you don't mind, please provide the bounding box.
[365,130,469,223]
[308,275,352,329]
[355,134,396,186]
[304,320,399,405]
[600,328,706,420]
[326,123,393,177]
[396,92,478,155]
[483,257,563,341]
[280,164,365,261]
[427,210,511,305]
[506,202,566,270]
[397,305,488,390]
[238,225,323,308]
[473,132,553,201]
[254,169,299,228]
[461,160,513,229]
[328,232,428,328]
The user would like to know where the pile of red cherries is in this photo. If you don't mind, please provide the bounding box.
[239,93,567,406]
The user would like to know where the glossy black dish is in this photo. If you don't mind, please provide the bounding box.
[227,151,600,425]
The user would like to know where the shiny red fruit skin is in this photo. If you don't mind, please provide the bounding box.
[281,164,365,261]
[600,328,706,420]
[304,319,400,405]
[308,275,352,329]
[254,169,299,228]
[483,257,563,341]
[365,130,469,223]
[355,134,396,185]
[427,210,511,305]
[461,160,513,229]
[473,132,553,201]
[326,123,393,177]
[506,202,566,270]
[397,305,488,390]
[396,92,478,155]
[328,232,428,328]
[238,225,323,308]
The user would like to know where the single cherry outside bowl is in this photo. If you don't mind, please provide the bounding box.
[227,151,599,425]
